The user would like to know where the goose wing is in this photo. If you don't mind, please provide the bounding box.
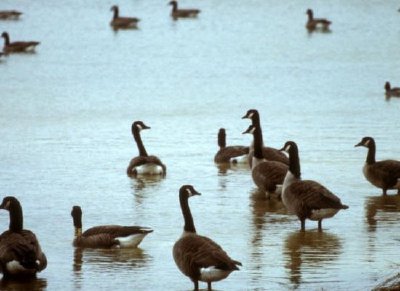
[252,161,288,192]
[372,160,400,185]
[83,225,152,237]
[262,147,289,165]
[214,146,249,163]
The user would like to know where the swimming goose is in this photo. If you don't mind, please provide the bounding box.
[0,196,47,278]
[243,124,288,197]
[242,109,289,168]
[384,82,400,98]
[0,10,22,20]
[168,1,200,19]
[281,141,348,231]
[355,137,400,195]
[71,206,153,248]
[173,185,241,291]
[110,5,139,29]
[1,32,39,53]
[306,9,331,31]
[126,121,167,177]
[214,128,249,164]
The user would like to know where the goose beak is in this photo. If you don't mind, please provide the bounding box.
[241,114,248,119]
[354,141,363,147]
[242,128,250,134]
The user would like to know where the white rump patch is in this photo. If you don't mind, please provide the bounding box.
[200,266,231,282]
[230,154,248,164]
[117,233,147,248]
[310,208,339,221]
[6,260,34,275]
[136,164,163,175]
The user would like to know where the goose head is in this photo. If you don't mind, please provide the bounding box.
[179,185,201,199]
[1,31,9,39]
[384,82,391,91]
[280,141,298,154]
[355,136,375,148]
[306,9,313,18]
[242,109,258,120]
[110,5,118,12]
[0,196,19,211]
[71,206,82,229]
[132,121,151,133]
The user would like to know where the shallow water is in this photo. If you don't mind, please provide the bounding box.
[1,0,400,290]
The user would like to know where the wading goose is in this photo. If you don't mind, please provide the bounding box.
[306,9,331,31]
[168,1,200,19]
[0,196,47,279]
[214,128,249,164]
[71,206,153,248]
[127,121,166,177]
[1,32,40,53]
[281,141,348,231]
[173,185,241,291]
[242,109,289,168]
[384,82,400,98]
[243,124,288,197]
[0,10,22,20]
[355,137,400,195]
[110,5,139,29]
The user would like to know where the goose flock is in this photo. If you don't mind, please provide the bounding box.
[1,2,400,291]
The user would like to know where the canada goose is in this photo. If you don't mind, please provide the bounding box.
[355,137,400,195]
[214,128,249,164]
[384,82,400,97]
[110,5,139,29]
[173,185,241,291]
[0,10,22,20]
[306,9,331,31]
[242,109,289,168]
[243,124,288,197]
[71,206,153,248]
[281,141,348,231]
[0,196,47,278]
[127,121,167,177]
[168,1,200,19]
[1,32,39,53]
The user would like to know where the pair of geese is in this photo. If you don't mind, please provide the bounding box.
[110,1,200,29]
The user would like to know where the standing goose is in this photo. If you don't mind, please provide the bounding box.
[126,121,166,177]
[71,206,153,248]
[306,9,331,31]
[384,82,400,98]
[1,32,40,53]
[0,10,22,20]
[173,185,241,291]
[243,124,288,197]
[242,109,289,168]
[214,128,249,164]
[110,5,139,29]
[281,141,348,231]
[168,1,200,19]
[0,196,47,278]
[355,137,400,195]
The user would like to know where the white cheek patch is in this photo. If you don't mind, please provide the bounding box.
[137,124,143,130]
[249,112,254,118]
[186,188,193,196]
[284,144,291,152]
[364,139,370,146]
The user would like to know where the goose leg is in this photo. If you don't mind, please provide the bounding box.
[207,282,212,291]
[193,281,199,291]
[300,219,305,232]
[383,189,387,196]
[318,220,322,231]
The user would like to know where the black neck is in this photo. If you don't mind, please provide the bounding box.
[2,33,10,46]
[218,130,226,149]
[288,144,301,179]
[113,7,119,19]
[366,141,376,164]
[253,126,264,159]
[307,11,313,21]
[170,2,178,11]
[9,201,23,232]
[179,191,196,233]
[133,127,148,157]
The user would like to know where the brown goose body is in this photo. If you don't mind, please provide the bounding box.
[385,82,400,98]
[169,1,200,19]
[173,185,241,291]
[306,9,331,31]
[281,141,348,231]
[214,128,249,164]
[0,10,22,20]
[1,32,39,53]
[71,206,153,248]
[110,5,139,29]
[0,197,47,279]
[355,137,400,195]
[126,121,166,177]
[242,109,289,168]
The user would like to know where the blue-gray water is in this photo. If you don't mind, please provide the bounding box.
[1,0,400,290]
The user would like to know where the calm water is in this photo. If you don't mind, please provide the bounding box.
[1,0,400,290]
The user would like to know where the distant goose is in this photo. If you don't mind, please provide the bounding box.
[384,82,400,97]
[173,185,241,291]
[214,128,249,164]
[127,121,167,177]
[71,206,153,248]
[169,1,200,19]
[355,137,400,195]
[306,9,331,31]
[243,124,288,197]
[0,10,22,20]
[281,141,348,231]
[1,32,40,53]
[0,196,47,278]
[242,109,289,168]
[110,5,140,29]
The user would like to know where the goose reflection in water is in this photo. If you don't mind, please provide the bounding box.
[283,231,342,288]
[0,277,47,291]
[365,194,400,232]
